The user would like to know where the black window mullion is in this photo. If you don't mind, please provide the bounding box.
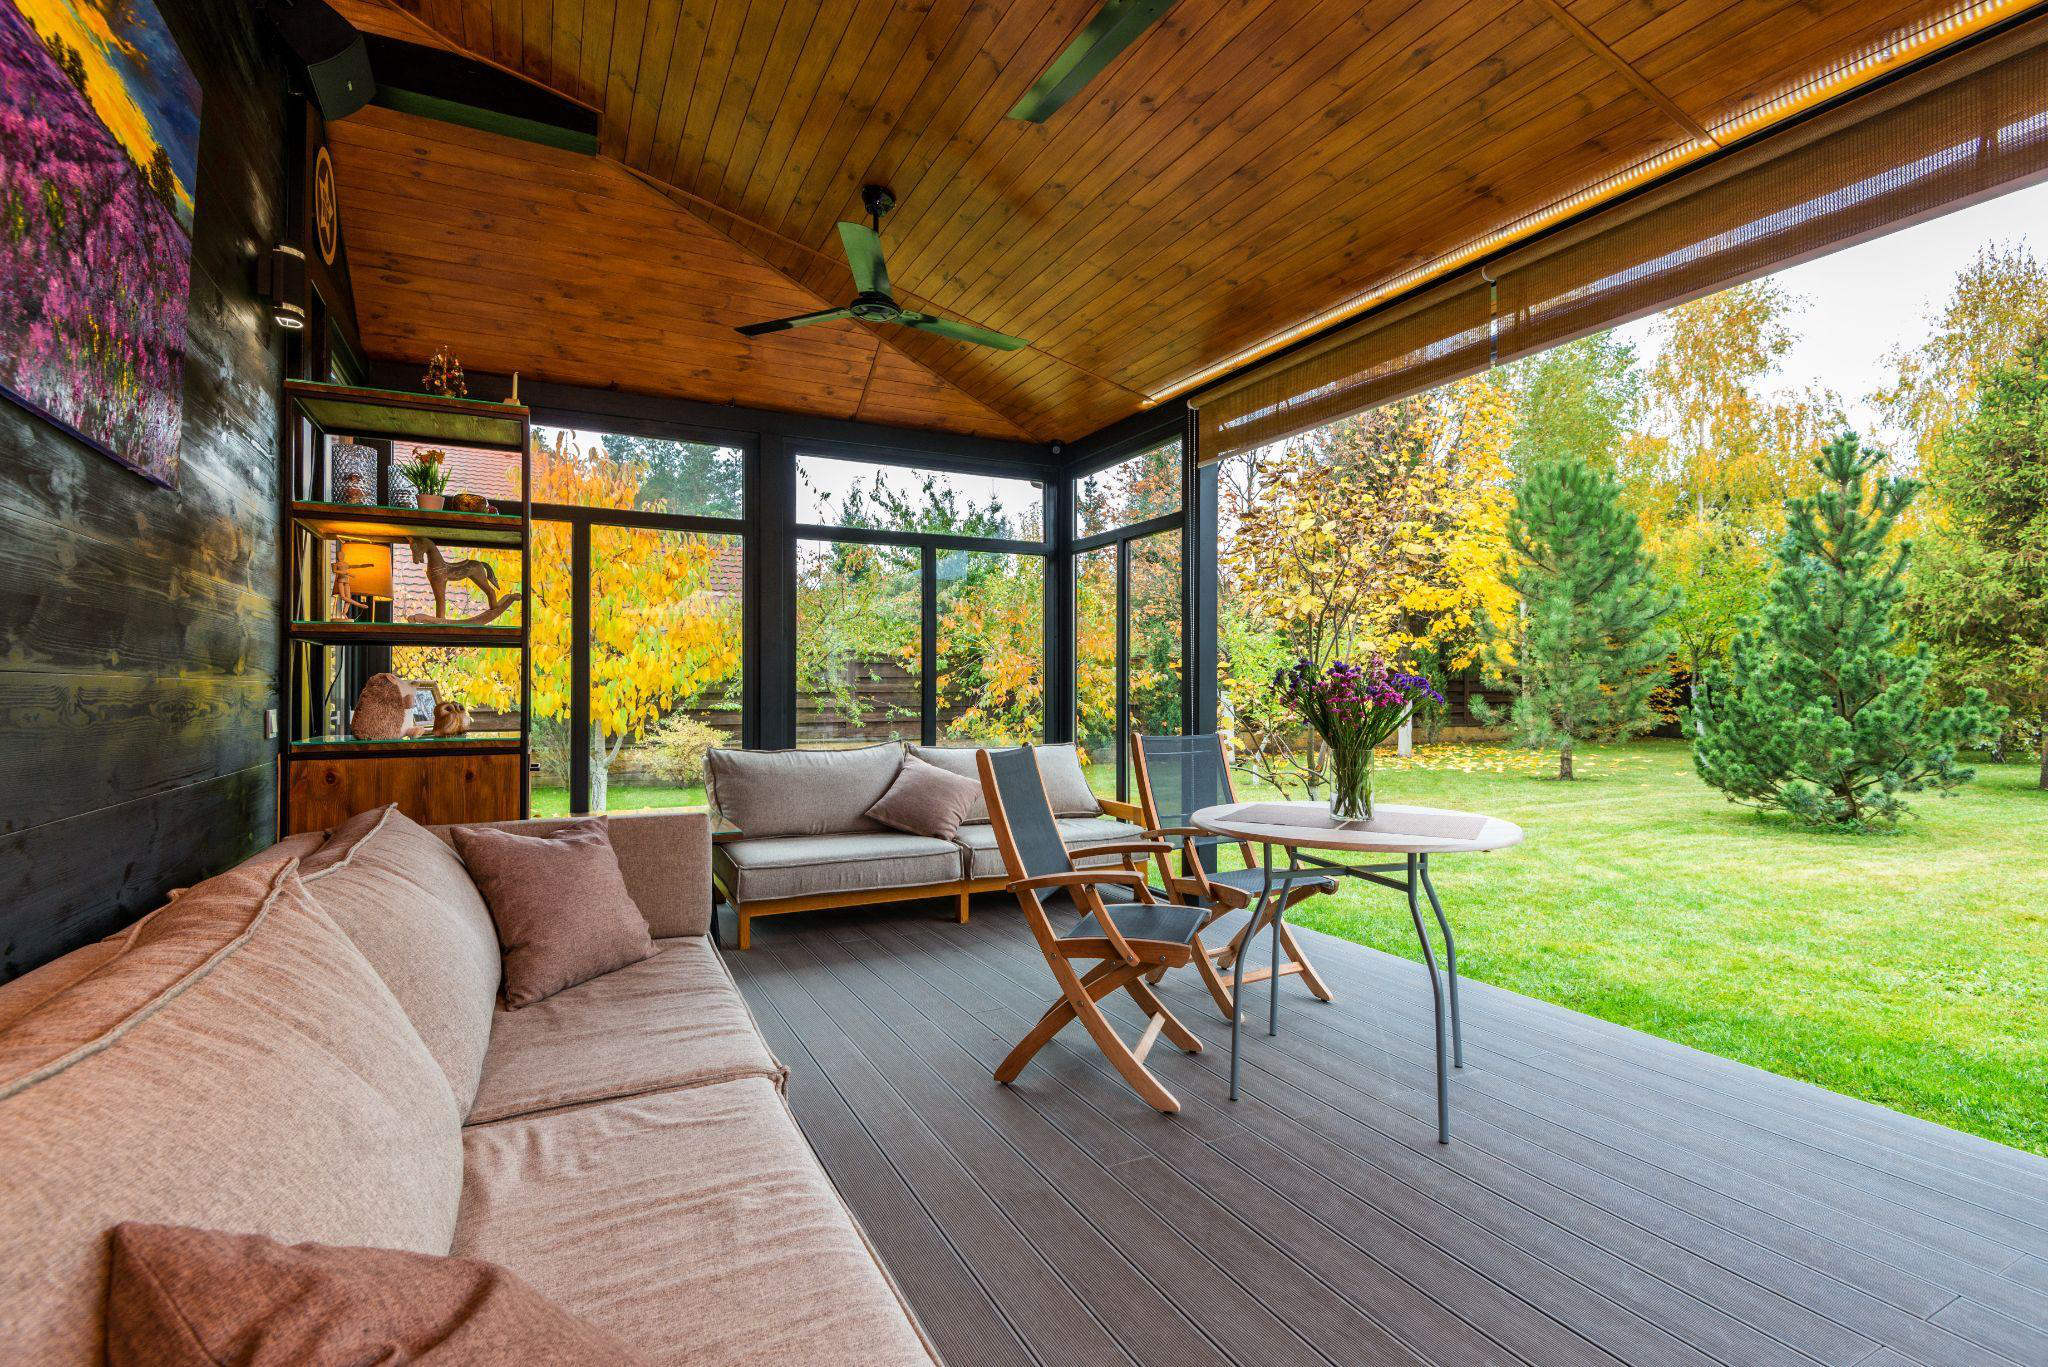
[920,547,938,747]
[1115,536,1131,802]
[569,520,592,814]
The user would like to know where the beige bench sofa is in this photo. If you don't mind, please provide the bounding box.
[0,807,934,1365]
[708,741,1151,949]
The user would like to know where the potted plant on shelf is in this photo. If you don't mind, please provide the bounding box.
[1275,656,1441,821]
[396,448,449,509]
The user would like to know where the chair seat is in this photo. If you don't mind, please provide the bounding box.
[1061,900,1207,947]
[1197,866,1339,899]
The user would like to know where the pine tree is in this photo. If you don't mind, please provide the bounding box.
[1492,455,1672,779]
[1694,432,2003,827]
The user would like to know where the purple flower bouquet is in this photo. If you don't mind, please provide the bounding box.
[1274,657,1442,821]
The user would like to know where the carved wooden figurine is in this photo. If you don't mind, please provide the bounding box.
[404,537,514,625]
[431,700,471,736]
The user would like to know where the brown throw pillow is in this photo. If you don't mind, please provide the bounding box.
[866,754,985,840]
[105,1222,651,1366]
[450,818,655,1008]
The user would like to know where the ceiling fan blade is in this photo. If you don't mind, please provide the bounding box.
[1007,0,1177,123]
[837,221,891,296]
[734,307,852,337]
[898,313,1030,351]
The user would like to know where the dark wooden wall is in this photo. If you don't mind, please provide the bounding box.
[0,0,290,979]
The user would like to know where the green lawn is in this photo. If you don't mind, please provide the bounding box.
[1235,740,2048,1155]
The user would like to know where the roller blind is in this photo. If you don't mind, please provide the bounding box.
[1191,18,2048,464]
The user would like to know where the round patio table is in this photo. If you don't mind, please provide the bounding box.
[1189,801,1523,1143]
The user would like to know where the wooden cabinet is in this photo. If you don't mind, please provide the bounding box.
[285,748,525,834]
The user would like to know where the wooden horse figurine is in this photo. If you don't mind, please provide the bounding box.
[405,537,510,624]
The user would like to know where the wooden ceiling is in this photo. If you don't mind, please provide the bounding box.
[330,0,2001,444]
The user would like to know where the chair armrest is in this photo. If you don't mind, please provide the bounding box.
[1098,797,1145,823]
[1143,826,1207,839]
[1009,869,1149,894]
[1078,841,1171,859]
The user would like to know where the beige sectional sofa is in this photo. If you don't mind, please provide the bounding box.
[709,741,1151,948]
[0,807,934,1365]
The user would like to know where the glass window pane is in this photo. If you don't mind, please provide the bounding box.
[1074,546,1119,795]
[589,526,743,813]
[1075,438,1181,538]
[936,551,1043,745]
[798,539,921,746]
[534,427,744,518]
[798,455,1044,540]
[1129,530,1184,741]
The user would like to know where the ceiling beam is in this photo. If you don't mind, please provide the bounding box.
[1528,0,1719,147]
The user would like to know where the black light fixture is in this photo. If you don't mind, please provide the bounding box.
[257,242,308,331]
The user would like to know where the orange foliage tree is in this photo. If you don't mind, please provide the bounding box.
[396,433,740,809]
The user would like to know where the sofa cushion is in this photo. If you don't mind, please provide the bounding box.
[958,816,1149,880]
[105,1222,649,1367]
[453,818,657,1009]
[714,832,964,903]
[301,806,502,1110]
[437,811,713,939]
[466,937,785,1125]
[706,744,903,838]
[0,861,462,1365]
[866,754,982,840]
[908,742,1099,819]
[453,1079,935,1365]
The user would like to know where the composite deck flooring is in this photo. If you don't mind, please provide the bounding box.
[723,898,2048,1367]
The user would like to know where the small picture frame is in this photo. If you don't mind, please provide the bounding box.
[405,679,444,734]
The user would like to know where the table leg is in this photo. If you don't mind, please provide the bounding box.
[1229,844,1270,1101]
[1405,853,1452,1144]
[1419,854,1463,1068]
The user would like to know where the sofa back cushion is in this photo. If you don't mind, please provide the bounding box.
[706,744,904,838]
[0,860,463,1364]
[300,805,502,1111]
[908,743,1101,820]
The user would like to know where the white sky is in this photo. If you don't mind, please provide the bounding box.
[1616,177,2048,447]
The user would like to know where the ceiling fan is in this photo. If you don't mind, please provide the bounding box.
[734,186,1029,351]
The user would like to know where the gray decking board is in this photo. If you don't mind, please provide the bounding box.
[725,900,2048,1367]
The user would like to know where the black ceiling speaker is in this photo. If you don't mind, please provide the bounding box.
[266,0,375,121]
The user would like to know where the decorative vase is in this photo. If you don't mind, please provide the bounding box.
[387,478,417,509]
[1328,741,1374,822]
[330,438,378,505]
[417,492,445,510]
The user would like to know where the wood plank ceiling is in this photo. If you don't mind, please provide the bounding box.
[329,0,2001,444]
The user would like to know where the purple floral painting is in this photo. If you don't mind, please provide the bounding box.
[1,0,201,487]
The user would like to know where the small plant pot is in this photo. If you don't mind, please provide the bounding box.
[417,493,445,510]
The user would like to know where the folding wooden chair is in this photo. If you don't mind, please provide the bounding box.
[1130,733,1336,1017]
[977,745,1210,1114]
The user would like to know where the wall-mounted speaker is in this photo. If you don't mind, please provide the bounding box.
[266,0,374,121]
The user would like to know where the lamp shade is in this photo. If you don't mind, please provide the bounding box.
[334,541,392,598]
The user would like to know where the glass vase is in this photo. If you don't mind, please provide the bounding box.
[1328,742,1374,822]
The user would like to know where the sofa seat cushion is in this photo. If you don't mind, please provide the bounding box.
[301,806,502,1111]
[715,832,964,903]
[466,938,785,1125]
[454,1079,935,1366]
[0,861,462,1365]
[957,816,1148,880]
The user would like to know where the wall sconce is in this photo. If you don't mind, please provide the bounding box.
[257,242,308,331]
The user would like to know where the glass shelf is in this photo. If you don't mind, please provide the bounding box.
[292,501,526,548]
[289,620,524,647]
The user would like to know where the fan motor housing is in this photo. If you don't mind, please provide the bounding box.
[849,292,901,322]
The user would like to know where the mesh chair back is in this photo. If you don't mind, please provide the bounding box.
[985,746,1074,886]
[1137,733,1234,858]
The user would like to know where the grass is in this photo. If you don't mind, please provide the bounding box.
[1232,740,2048,1155]
[538,742,2048,1155]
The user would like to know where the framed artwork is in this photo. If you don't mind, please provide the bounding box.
[0,0,202,488]
[405,679,445,733]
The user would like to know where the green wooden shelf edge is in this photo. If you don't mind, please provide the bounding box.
[283,380,530,450]
[291,501,527,547]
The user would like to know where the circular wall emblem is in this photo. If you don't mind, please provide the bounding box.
[314,145,339,266]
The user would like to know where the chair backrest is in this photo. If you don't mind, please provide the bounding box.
[1134,732,1235,838]
[978,746,1074,889]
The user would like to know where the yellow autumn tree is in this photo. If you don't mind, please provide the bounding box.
[396,433,741,810]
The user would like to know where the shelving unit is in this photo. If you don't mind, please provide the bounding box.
[280,381,533,835]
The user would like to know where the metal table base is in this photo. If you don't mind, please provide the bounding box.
[1230,847,1465,1143]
